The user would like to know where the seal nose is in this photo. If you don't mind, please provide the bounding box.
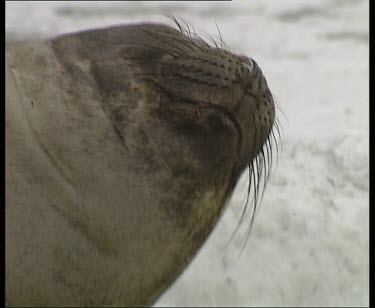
[241,59,275,129]
[235,57,276,164]
[242,60,254,73]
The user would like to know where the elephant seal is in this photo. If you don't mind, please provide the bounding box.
[6,22,277,306]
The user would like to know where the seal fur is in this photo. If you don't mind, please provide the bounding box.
[6,22,278,306]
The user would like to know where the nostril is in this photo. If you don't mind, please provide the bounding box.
[242,60,254,73]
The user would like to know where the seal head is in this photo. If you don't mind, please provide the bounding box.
[6,23,277,306]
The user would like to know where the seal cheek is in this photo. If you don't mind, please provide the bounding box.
[167,108,239,179]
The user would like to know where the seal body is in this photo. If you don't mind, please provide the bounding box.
[6,23,275,306]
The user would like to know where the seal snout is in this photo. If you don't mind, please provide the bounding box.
[228,56,277,174]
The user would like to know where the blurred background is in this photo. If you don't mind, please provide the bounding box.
[6,1,369,306]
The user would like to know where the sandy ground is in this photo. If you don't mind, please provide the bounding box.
[6,1,369,306]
